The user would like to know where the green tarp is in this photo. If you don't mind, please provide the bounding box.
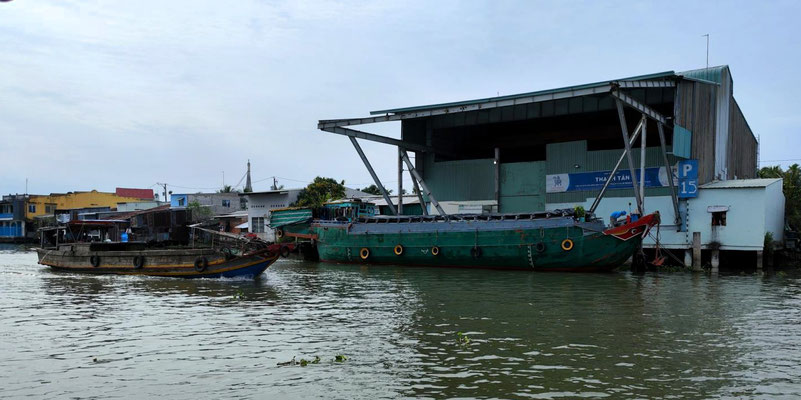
[269,209,313,228]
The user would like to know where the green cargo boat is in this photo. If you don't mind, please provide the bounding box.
[271,200,659,271]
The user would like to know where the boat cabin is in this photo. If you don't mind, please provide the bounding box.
[323,199,376,222]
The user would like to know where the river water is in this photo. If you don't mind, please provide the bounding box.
[1,245,800,399]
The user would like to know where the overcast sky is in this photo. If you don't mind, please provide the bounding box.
[1,1,799,196]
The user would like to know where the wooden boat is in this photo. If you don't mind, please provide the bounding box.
[36,225,279,279]
[271,201,660,272]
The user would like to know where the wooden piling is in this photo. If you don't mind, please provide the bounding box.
[692,232,702,271]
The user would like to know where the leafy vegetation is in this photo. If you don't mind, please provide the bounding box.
[292,177,346,208]
[456,332,470,345]
[765,231,775,257]
[218,185,239,193]
[277,355,343,367]
[360,184,406,196]
[360,184,382,195]
[758,164,801,229]
[187,200,212,221]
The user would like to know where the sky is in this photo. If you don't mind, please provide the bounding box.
[1,0,799,197]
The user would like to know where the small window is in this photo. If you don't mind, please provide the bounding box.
[712,211,727,226]
[28,204,36,213]
[178,197,185,207]
[252,217,264,233]
[222,200,231,207]
[45,205,54,213]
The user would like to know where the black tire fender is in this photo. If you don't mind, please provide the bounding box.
[90,255,101,268]
[194,256,208,272]
[133,256,145,269]
[470,246,482,258]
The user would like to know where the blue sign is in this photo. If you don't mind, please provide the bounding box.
[546,167,672,193]
[678,160,698,198]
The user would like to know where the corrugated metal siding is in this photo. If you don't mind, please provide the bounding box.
[423,158,495,201]
[676,81,717,184]
[499,161,546,212]
[727,98,757,179]
[680,66,727,84]
[673,125,692,158]
[546,141,588,173]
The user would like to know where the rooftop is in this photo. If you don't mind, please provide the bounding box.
[368,66,730,116]
[700,178,782,189]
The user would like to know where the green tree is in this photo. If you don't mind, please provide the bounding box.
[361,184,382,195]
[292,177,346,208]
[187,200,213,221]
[758,164,801,229]
[218,185,239,193]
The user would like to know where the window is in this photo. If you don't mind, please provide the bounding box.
[712,211,727,226]
[252,217,265,233]
[222,200,231,207]
[178,197,185,207]
[45,205,54,213]
[28,204,36,213]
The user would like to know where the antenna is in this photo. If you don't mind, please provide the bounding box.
[702,34,709,69]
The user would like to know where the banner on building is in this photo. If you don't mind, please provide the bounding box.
[546,167,675,193]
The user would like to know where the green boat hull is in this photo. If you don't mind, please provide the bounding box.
[312,221,643,271]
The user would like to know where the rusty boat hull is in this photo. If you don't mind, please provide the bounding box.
[36,243,278,279]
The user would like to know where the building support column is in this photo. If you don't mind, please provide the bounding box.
[615,98,644,214]
[397,147,403,215]
[711,249,720,273]
[589,117,645,215]
[400,151,446,216]
[410,172,428,216]
[494,147,500,213]
[639,115,647,213]
[684,249,692,268]
[657,123,681,227]
[692,232,702,271]
[349,136,397,215]
[756,250,763,270]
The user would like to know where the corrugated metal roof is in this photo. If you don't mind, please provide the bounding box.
[700,178,781,189]
[369,71,676,115]
[116,187,155,199]
[679,65,729,84]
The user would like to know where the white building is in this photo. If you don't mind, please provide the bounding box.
[241,189,302,240]
[549,178,785,267]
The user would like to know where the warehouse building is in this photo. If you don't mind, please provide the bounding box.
[319,65,779,269]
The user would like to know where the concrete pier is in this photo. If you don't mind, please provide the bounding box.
[692,232,702,271]
[711,249,720,273]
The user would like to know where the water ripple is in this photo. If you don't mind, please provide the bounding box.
[2,247,801,398]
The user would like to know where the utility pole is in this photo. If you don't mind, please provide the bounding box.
[271,177,278,191]
[156,182,168,202]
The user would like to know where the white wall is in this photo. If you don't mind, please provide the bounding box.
[245,190,300,240]
[764,180,786,243]
[546,182,786,251]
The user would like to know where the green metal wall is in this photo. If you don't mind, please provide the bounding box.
[422,158,495,201]
[499,162,546,212]
[422,139,678,211]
